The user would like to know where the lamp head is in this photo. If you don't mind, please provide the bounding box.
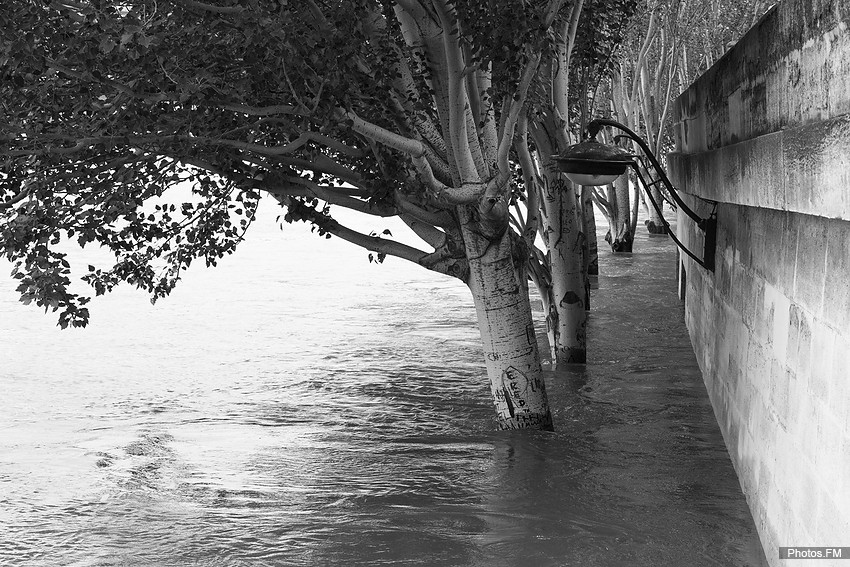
[554,139,633,186]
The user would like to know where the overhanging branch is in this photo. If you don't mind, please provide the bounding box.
[173,0,245,14]
[274,194,429,266]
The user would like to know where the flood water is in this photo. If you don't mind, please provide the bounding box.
[0,204,768,566]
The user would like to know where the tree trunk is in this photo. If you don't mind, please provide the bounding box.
[583,186,599,276]
[640,166,668,235]
[579,185,592,310]
[540,171,587,365]
[645,188,668,234]
[463,219,554,431]
[612,174,635,251]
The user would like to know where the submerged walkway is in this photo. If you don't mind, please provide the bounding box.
[530,221,769,565]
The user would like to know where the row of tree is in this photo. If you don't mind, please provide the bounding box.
[592,0,774,251]
[0,0,770,430]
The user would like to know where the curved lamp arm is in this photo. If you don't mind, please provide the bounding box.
[587,118,704,225]
[587,118,717,272]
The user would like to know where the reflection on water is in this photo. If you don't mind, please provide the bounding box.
[0,206,767,566]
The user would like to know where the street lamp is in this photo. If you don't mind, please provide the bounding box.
[554,118,716,272]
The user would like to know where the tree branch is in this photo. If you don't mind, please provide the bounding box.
[433,0,480,183]
[275,194,430,267]
[477,66,498,168]
[399,212,446,249]
[218,103,306,117]
[496,51,542,178]
[395,192,455,227]
[541,0,567,29]
[346,111,479,205]
[3,132,362,160]
[553,0,584,131]
[0,187,31,211]
[514,114,541,249]
[173,0,245,15]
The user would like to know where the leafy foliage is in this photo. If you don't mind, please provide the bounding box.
[569,0,638,131]
[1,0,638,328]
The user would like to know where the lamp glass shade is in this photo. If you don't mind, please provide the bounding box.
[564,171,622,186]
[553,139,633,186]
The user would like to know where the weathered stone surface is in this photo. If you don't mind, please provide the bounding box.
[668,116,850,221]
[673,0,850,151]
[669,0,850,564]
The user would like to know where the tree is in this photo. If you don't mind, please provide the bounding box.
[599,0,775,239]
[0,0,637,430]
[508,0,637,364]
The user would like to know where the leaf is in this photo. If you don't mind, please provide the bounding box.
[100,37,117,54]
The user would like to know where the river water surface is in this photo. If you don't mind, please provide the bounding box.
[0,204,768,566]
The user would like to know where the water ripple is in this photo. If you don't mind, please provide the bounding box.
[0,211,766,566]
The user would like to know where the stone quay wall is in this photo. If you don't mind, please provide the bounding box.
[667,1,850,564]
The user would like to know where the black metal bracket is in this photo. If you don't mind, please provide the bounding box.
[587,118,717,272]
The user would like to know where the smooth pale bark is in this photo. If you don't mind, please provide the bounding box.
[638,165,669,234]
[609,174,635,251]
[463,220,554,431]
[539,167,586,365]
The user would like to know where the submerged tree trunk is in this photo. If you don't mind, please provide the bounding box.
[539,167,587,365]
[583,186,599,276]
[463,220,554,431]
[639,166,669,235]
[611,174,635,251]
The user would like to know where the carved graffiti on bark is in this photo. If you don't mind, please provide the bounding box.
[494,365,547,424]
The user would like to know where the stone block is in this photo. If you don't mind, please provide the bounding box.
[792,215,828,316]
[737,430,754,481]
[747,212,769,281]
[817,487,850,544]
[823,219,850,330]
[793,469,822,530]
[784,115,850,220]
[767,285,792,364]
[727,408,741,462]
[735,206,751,265]
[750,133,787,211]
[785,367,807,435]
[754,280,773,344]
[828,336,850,421]
[757,208,786,285]
[717,254,733,307]
[808,321,836,403]
[730,313,749,367]
[728,356,742,400]
[770,365,792,430]
[787,304,803,372]
[765,484,790,539]
[800,394,821,466]
[756,397,778,451]
[841,435,850,495]
[757,457,774,515]
[747,337,770,392]
[738,379,756,422]
[719,198,738,255]
[814,413,842,490]
[794,306,813,382]
[778,212,800,297]
[742,270,761,331]
[731,261,747,315]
